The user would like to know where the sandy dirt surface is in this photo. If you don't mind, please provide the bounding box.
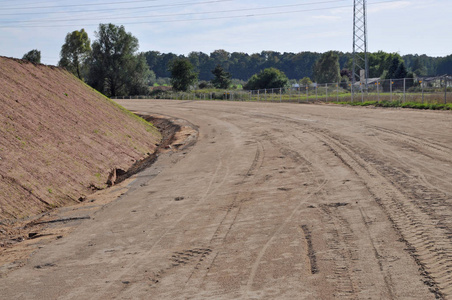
[0,57,160,220]
[1,100,451,299]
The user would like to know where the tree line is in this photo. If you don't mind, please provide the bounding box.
[145,50,451,82]
[21,23,452,96]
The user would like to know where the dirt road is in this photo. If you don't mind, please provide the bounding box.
[1,100,451,299]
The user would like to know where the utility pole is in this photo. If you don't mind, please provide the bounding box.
[352,0,368,102]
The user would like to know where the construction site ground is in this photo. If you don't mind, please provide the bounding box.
[1,100,451,299]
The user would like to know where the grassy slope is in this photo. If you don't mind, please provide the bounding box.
[0,57,161,220]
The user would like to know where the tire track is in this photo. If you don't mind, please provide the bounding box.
[345,127,452,256]
[243,133,328,297]
[312,130,449,299]
[368,126,452,196]
[96,141,234,297]
[318,199,359,299]
[184,140,265,289]
[370,125,452,162]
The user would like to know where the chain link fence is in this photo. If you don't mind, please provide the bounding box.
[113,75,452,105]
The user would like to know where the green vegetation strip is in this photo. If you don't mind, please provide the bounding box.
[336,101,452,110]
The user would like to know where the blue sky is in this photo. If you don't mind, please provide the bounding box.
[0,0,451,65]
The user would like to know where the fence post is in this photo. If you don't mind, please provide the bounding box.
[421,80,424,104]
[390,79,393,102]
[280,88,282,103]
[326,83,328,102]
[403,78,406,103]
[336,82,339,102]
[445,76,448,104]
[316,84,318,101]
[377,80,380,102]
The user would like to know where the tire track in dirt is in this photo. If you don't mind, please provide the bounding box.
[292,131,391,299]
[233,115,395,298]
[256,110,452,298]
[318,200,359,299]
[218,109,446,298]
[370,125,452,162]
[183,140,266,290]
[96,138,234,297]
[368,125,452,194]
[367,127,452,222]
[312,129,450,299]
[300,225,318,275]
[263,119,399,298]
[243,133,329,297]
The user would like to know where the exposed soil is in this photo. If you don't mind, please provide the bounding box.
[0,56,163,267]
[0,114,198,277]
[1,100,450,299]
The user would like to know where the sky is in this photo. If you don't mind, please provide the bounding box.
[0,0,451,66]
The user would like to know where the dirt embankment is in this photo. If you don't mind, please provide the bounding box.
[0,56,161,223]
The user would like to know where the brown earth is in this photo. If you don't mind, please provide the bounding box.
[1,99,451,299]
[0,113,198,277]
[0,57,161,242]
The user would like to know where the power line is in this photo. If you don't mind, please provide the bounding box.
[0,0,233,16]
[2,0,159,10]
[1,0,347,24]
[0,0,405,28]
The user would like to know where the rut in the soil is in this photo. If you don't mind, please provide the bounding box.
[315,129,450,299]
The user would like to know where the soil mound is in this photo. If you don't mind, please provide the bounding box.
[0,57,161,221]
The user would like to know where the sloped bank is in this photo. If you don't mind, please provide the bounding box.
[0,56,161,221]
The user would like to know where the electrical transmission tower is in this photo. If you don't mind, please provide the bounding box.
[352,0,368,100]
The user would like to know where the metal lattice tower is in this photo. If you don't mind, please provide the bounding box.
[352,0,368,99]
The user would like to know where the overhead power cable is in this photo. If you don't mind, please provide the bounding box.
[0,0,233,16]
[2,0,159,10]
[1,0,347,24]
[0,0,405,28]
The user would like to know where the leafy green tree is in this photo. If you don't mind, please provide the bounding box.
[394,62,408,79]
[313,51,340,83]
[437,54,452,75]
[127,53,154,95]
[88,23,151,97]
[211,65,232,89]
[411,56,427,76]
[386,57,400,79]
[168,58,198,91]
[243,67,289,90]
[299,77,313,87]
[58,29,91,80]
[385,56,407,79]
[22,49,41,64]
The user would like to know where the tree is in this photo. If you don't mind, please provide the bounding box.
[168,58,198,91]
[313,51,340,83]
[411,56,427,76]
[394,62,407,79]
[299,77,313,87]
[22,49,41,64]
[88,23,151,97]
[59,29,91,80]
[127,53,154,95]
[385,56,407,79]
[243,67,289,90]
[211,65,232,89]
[437,54,452,75]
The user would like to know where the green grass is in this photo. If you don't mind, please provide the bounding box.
[336,100,452,110]
[74,73,161,138]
